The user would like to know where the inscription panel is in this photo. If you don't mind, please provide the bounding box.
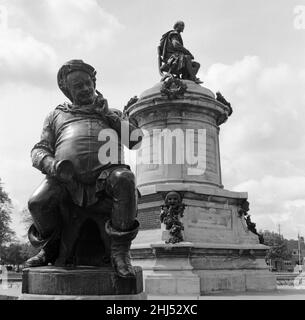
[186,206,232,230]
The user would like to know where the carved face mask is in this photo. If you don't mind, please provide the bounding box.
[165,192,181,206]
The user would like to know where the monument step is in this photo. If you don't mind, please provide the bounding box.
[22,266,143,296]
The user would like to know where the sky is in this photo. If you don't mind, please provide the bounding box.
[0,0,305,240]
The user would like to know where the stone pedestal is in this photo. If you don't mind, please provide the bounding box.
[130,80,225,191]
[128,80,276,295]
[144,243,200,296]
[131,242,275,294]
[21,266,146,300]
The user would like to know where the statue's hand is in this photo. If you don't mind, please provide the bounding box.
[95,95,109,115]
[41,156,58,177]
[41,157,74,183]
[55,160,75,183]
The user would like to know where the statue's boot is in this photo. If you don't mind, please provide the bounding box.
[24,243,58,268]
[25,249,50,268]
[105,219,139,278]
[24,242,59,268]
[25,224,60,268]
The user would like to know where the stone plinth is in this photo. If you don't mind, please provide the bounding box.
[138,183,258,245]
[21,266,145,298]
[144,243,200,296]
[129,80,230,190]
[19,293,147,300]
[129,81,232,230]
[131,243,276,294]
[127,80,276,294]
[131,183,277,294]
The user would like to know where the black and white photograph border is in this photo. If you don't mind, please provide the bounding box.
[0,0,305,303]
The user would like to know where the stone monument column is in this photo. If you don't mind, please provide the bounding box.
[134,81,223,190]
[129,78,276,295]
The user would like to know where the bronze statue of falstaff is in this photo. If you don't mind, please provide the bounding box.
[25,59,143,278]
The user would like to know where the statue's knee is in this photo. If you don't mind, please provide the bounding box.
[28,189,50,214]
[28,178,63,214]
[111,170,135,189]
[28,196,40,214]
[118,170,135,185]
[193,61,200,68]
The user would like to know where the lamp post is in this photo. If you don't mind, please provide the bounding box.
[298,233,302,273]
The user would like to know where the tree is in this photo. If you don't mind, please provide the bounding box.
[20,242,39,261]
[1,241,39,270]
[21,207,33,230]
[262,230,291,261]
[0,179,15,253]
[19,208,39,262]
[2,243,23,268]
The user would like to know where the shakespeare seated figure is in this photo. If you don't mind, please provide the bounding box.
[158,21,202,83]
[25,60,143,278]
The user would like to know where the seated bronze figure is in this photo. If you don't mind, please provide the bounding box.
[25,60,142,278]
[158,21,202,83]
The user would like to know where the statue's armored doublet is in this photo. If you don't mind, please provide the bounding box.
[31,102,131,207]
[53,110,124,184]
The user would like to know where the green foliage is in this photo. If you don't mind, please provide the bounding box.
[0,179,15,249]
[1,242,39,265]
[262,230,292,260]
[20,242,39,261]
[21,207,33,231]
[286,238,305,252]
[2,242,24,265]
[0,189,38,265]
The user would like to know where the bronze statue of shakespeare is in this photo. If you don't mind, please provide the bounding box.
[158,20,202,83]
[25,60,143,278]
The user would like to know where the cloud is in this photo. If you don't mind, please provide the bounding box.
[0,27,57,86]
[0,0,123,86]
[5,0,123,52]
[234,176,305,211]
[202,56,305,238]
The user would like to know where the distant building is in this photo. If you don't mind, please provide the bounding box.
[287,238,305,265]
[291,249,305,265]
[265,236,305,272]
[266,259,294,272]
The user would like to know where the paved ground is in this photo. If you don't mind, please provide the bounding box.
[0,283,21,300]
[1,284,305,300]
[1,261,305,300]
[148,288,305,300]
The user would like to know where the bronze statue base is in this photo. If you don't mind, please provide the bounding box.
[19,292,147,300]
[21,266,144,297]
